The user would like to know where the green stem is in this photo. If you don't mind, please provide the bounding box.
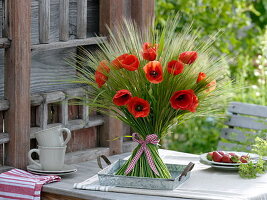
[115,144,172,179]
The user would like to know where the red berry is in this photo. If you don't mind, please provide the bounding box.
[221,154,232,163]
[212,151,223,162]
[218,151,225,156]
[240,155,249,163]
[207,152,213,161]
[229,152,237,156]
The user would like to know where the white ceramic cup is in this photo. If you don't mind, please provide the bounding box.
[35,126,71,147]
[28,146,66,171]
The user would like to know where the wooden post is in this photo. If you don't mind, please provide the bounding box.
[59,0,69,41]
[99,0,128,155]
[77,0,87,39]
[131,0,155,30]
[4,0,31,168]
[39,0,50,43]
[99,0,125,36]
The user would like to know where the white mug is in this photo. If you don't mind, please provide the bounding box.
[28,146,66,171]
[35,126,71,147]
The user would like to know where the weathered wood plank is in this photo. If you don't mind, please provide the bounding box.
[4,0,31,168]
[217,141,250,151]
[31,37,106,51]
[65,87,85,98]
[0,133,9,144]
[220,128,256,143]
[0,38,10,48]
[228,102,267,118]
[60,99,69,126]
[59,0,69,41]
[31,94,44,106]
[43,91,65,103]
[99,115,123,155]
[77,0,87,39]
[64,147,109,164]
[225,115,267,130]
[0,99,9,111]
[39,0,50,43]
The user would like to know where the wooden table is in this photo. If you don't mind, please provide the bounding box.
[42,152,182,200]
[41,150,267,200]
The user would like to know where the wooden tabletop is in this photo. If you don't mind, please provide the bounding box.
[41,151,183,200]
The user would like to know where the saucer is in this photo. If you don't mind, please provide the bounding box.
[27,164,77,175]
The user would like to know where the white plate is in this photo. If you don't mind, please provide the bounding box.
[199,151,259,167]
[27,164,77,175]
[199,159,239,170]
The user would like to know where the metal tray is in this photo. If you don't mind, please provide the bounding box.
[98,159,192,190]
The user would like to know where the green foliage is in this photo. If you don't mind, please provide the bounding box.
[238,137,267,178]
[156,0,267,154]
[164,117,224,154]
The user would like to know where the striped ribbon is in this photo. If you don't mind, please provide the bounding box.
[125,133,160,176]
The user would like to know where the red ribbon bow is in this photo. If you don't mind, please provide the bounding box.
[125,133,160,176]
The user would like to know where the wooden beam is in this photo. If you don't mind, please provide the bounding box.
[31,37,107,51]
[42,192,87,200]
[77,0,87,39]
[39,0,50,43]
[99,0,125,36]
[131,0,155,30]
[59,0,69,41]
[99,0,128,155]
[0,99,9,111]
[0,38,10,48]
[4,0,31,169]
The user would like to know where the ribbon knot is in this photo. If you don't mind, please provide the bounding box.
[125,133,160,176]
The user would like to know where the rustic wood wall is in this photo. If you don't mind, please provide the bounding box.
[0,0,99,97]
[0,0,155,168]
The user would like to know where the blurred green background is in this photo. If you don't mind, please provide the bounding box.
[155,0,267,154]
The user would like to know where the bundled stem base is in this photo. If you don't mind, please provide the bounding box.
[116,144,172,179]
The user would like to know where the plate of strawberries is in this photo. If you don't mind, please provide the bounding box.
[199,151,259,169]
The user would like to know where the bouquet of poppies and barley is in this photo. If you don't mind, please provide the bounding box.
[69,16,231,179]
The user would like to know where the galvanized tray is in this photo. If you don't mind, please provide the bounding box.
[98,159,192,190]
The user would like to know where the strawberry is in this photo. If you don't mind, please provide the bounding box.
[229,152,237,156]
[240,155,249,163]
[221,154,232,163]
[231,155,240,163]
[218,151,225,156]
[206,152,213,161]
[212,151,223,162]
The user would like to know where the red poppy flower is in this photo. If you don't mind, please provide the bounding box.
[121,54,140,71]
[143,61,163,84]
[95,60,110,88]
[142,43,158,61]
[167,60,184,75]
[170,89,198,112]
[113,90,132,106]
[196,72,207,83]
[205,80,216,93]
[178,51,198,64]
[111,54,128,69]
[127,97,150,118]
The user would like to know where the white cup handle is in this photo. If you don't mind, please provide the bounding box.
[28,149,41,168]
[60,128,71,146]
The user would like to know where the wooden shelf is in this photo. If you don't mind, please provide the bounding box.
[0,133,9,145]
[31,37,107,51]
[0,38,10,48]
[0,99,10,111]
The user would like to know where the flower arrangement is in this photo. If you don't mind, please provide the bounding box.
[70,16,231,179]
